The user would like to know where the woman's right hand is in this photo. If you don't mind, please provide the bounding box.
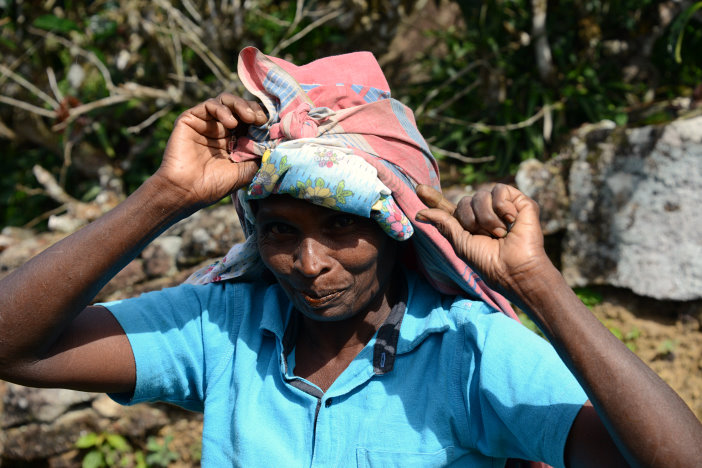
[155,93,268,208]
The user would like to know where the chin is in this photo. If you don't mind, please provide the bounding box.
[295,303,358,322]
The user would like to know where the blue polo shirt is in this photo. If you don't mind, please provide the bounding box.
[103,271,587,467]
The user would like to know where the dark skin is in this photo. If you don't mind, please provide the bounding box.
[0,92,700,466]
[255,195,399,391]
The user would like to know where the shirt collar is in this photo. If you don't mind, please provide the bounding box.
[259,283,293,341]
[396,270,452,355]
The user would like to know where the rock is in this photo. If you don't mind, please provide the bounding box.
[167,204,245,266]
[141,235,183,278]
[0,231,67,280]
[2,384,99,428]
[91,395,124,419]
[561,116,702,300]
[96,259,147,301]
[3,408,104,460]
[111,404,170,439]
[441,185,476,204]
[515,158,570,235]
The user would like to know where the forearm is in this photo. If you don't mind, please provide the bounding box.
[511,264,702,467]
[0,175,192,366]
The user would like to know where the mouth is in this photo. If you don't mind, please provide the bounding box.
[298,289,345,308]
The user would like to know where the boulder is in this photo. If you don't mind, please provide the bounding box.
[164,204,245,266]
[515,157,570,235]
[2,408,104,460]
[517,116,702,301]
[2,384,98,429]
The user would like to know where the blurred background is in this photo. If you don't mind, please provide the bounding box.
[1,0,701,466]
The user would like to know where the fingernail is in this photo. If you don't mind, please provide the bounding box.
[414,212,432,224]
[493,227,508,238]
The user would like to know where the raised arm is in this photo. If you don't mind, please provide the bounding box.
[416,183,702,468]
[0,94,266,393]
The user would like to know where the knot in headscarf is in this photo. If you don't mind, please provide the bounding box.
[269,103,333,140]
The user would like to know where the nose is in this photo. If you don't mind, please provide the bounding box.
[294,236,332,278]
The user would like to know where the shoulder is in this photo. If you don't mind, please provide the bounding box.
[100,279,283,329]
[405,271,509,335]
[404,271,549,357]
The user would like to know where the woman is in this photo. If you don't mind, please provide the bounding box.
[0,48,700,467]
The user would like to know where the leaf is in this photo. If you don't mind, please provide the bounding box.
[609,327,624,341]
[134,451,147,468]
[106,433,130,451]
[33,14,80,33]
[669,2,702,63]
[76,432,100,448]
[82,450,105,468]
[146,436,162,451]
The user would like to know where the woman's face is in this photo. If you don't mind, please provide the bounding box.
[255,195,398,322]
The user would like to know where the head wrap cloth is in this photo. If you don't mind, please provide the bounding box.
[186,47,517,320]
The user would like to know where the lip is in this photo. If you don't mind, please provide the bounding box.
[298,289,345,308]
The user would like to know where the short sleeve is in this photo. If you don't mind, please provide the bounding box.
[100,284,217,411]
[461,306,588,468]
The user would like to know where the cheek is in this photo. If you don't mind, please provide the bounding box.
[257,239,293,276]
[342,237,395,280]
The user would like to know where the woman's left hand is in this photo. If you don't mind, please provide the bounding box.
[415,183,552,298]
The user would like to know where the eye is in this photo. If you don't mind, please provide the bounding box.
[330,214,356,229]
[263,222,296,235]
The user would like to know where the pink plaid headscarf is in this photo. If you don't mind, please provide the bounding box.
[187,47,517,320]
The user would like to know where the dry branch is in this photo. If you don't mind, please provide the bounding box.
[428,144,496,164]
[429,101,564,133]
[271,9,343,55]
[0,95,56,118]
[0,64,59,109]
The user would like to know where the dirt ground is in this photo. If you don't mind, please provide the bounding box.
[587,287,702,421]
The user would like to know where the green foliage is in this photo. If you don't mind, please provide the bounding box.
[574,287,603,310]
[399,0,702,184]
[144,435,179,467]
[33,14,81,33]
[608,325,641,352]
[0,1,408,228]
[658,338,678,358]
[75,432,140,468]
[76,431,185,468]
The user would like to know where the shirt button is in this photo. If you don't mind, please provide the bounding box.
[325,398,332,408]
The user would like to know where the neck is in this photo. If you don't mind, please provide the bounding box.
[298,276,398,356]
[293,272,400,391]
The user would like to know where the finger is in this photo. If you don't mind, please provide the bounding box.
[416,184,456,215]
[491,183,543,237]
[178,110,231,139]
[218,93,268,126]
[454,197,478,232]
[492,183,520,226]
[471,190,510,238]
[212,159,260,192]
[204,98,241,129]
[415,207,468,247]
